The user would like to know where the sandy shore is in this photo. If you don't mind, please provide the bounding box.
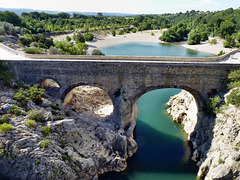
[52,30,235,55]
[180,37,234,55]
[86,30,162,52]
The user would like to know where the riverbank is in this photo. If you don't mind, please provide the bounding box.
[86,31,233,55]
[86,30,162,52]
[167,90,240,179]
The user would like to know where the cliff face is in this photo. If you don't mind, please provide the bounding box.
[167,90,240,180]
[0,84,137,180]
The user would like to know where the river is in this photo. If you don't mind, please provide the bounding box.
[99,42,209,180]
[100,89,198,180]
[100,42,213,57]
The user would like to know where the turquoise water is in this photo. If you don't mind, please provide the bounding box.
[100,89,198,180]
[100,42,213,57]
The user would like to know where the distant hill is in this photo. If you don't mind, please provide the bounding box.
[0,7,137,16]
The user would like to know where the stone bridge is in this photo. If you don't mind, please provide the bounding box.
[2,56,240,130]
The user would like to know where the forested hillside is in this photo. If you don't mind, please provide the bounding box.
[0,8,239,54]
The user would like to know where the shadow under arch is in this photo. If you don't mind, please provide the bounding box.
[62,83,114,118]
[39,77,61,93]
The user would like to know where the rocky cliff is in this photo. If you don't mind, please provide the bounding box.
[0,83,137,180]
[167,90,240,179]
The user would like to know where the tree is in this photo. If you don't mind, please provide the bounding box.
[73,33,85,43]
[188,30,201,45]
[223,35,235,48]
[92,49,105,56]
[218,20,236,39]
[112,30,116,36]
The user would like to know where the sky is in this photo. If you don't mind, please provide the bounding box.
[0,0,239,14]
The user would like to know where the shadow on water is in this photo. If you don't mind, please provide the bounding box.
[100,120,198,180]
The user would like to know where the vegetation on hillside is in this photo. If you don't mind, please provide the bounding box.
[0,8,239,54]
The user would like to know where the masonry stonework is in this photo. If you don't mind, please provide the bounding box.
[3,59,240,130]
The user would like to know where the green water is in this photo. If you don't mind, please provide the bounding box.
[100,42,213,57]
[100,89,198,180]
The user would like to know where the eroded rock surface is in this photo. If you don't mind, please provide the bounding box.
[0,85,137,180]
[167,90,240,179]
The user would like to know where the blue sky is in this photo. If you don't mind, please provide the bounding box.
[0,0,239,14]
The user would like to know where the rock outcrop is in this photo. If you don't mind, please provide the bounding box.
[167,90,240,179]
[0,84,137,180]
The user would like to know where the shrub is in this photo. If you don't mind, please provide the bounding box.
[117,29,124,35]
[13,84,44,106]
[92,49,105,56]
[40,138,50,150]
[84,32,94,41]
[73,33,85,43]
[48,46,62,55]
[26,119,36,128]
[51,104,61,111]
[217,50,225,56]
[8,105,25,116]
[54,115,64,121]
[28,109,45,122]
[112,30,116,36]
[210,39,217,45]
[42,126,51,136]
[0,62,14,86]
[0,115,10,124]
[30,42,39,48]
[66,36,71,42]
[35,160,40,165]
[24,47,42,54]
[203,96,221,116]
[0,123,12,133]
[226,88,240,107]
[228,69,240,88]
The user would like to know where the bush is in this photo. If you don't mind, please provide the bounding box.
[226,88,240,107]
[28,109,45,122]
[26,119,36,128]
[112,30,116,36]
[42,126,51,136]
[210,39,217,45]
[54,40,88,55]
[0,62,14,86]
[13,84,44,106]
[51,104,61,111]
[8,105,25,116]
[48,46,62,55]
[40,138,50,150]
[30,42,39,48]
[66,36,71,42]
[73,33,85,43]
[0,123,12,133]
[92,49,105,56]
[24,47,42,54]
[0,115,10,124]
[217,50,225,56]
[228,69,240,88]
[84,32,94,41]
[117,29,124,35]
[203,96,221,116]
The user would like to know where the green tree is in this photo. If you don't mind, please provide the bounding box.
[188,30,201,45]
[219,20,236,39]
[73,33,85,43]
[223,35,235,48]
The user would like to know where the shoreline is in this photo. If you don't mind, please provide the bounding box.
[86,31,233,55]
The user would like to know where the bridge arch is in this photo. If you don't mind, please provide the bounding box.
[62,83,114,118]
[131,85,204,112]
